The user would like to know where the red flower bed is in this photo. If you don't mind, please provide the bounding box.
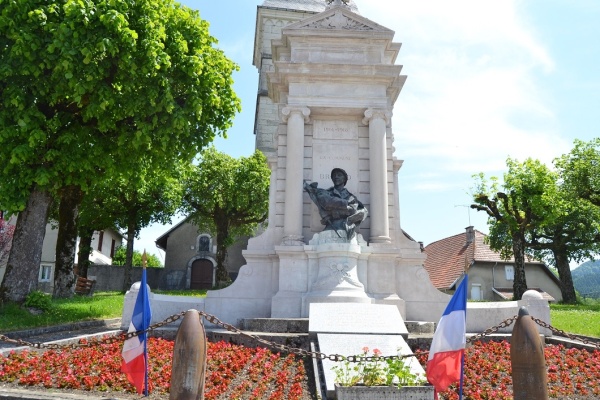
[1,337,599,399]
[0,338,308,399]
[415,340,600,400]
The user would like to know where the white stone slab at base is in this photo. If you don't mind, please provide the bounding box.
[318,333,425,399]
[309,303,408,337]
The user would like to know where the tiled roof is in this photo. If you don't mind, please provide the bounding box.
[423,229,543,290]
[261,0,359,13]
[423,230,476,289]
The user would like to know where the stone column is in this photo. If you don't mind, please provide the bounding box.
[363,108,392,243]
[281,106,310,245]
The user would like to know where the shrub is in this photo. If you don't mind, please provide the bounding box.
[24,290,52,311]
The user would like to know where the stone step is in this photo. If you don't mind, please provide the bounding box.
[239,318,434,335]
[405,321,435,335]
[240,317,309,333]
[150,318,435,354]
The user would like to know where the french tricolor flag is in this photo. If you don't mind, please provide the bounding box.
[121,266,152,395]
[427,274,468,396]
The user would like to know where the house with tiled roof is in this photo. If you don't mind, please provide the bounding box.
[423,226,562,302]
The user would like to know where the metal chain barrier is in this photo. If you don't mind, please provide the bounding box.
[1,310,597,360]
[466,315,518,344]
[532,316,600,350]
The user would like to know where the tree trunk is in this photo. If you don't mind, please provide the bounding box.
[0,186,52,303]
[0,218,15,269]
[53,185,84,298]
[77,227,94,278]
[122,223,136,293]
[215,218,231,284]
[553,248,577,304]
[511,232,528,300]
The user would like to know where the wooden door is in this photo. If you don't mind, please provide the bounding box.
[191,259,213,289]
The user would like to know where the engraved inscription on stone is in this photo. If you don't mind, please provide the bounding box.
[311,142,358,190]
[313,120,358,140]
[309,303,407,335]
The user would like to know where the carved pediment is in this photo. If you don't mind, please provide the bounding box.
[301,10,373,31]
[285,7,393,33]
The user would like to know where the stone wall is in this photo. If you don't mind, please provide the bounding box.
[87,265,162,291]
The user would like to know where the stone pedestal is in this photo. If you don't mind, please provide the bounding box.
[302,232,371,316]
[272,231,373,318]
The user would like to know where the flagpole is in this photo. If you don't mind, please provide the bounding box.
[458,273,468,400]
[142,251,149,397]
[458,352,464,400]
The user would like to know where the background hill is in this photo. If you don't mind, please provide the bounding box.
[572,260,600,299]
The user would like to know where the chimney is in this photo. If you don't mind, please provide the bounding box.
[465,226,475,245]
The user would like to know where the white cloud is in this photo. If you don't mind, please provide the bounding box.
[362,0,569,192]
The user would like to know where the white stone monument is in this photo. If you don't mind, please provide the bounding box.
[203,0,452,325]
[122,1,551,335]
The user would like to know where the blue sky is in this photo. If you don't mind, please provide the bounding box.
[135,0,600,262]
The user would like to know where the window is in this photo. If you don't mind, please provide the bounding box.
[470,284,482,301]
[505,265,514,281]
[39,265,52,282]
[97,231,104,252]
[198,235,211,252]
[110,239,116,258]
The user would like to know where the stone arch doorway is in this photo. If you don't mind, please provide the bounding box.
[190,258,214,289]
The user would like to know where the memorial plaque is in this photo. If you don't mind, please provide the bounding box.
[311,142,358,189]
[309,303,408,336]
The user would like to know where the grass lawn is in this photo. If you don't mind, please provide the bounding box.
[550,301,600,337]
[1,290,598,338]
[0,290,206,332]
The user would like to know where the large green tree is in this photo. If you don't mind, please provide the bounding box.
[557,139,600,207]
[471,158,554,300]
[528,139,600,303]
[525,192,599,304]
[473,154,600,304]
[182,148,271,283]
[0,0,239,302]
[95,159,187,292]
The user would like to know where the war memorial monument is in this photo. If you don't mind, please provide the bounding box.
[123,0,551,381]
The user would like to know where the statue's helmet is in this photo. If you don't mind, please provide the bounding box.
[331,168,348,185]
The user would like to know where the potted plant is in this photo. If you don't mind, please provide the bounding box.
[332,347,434,400]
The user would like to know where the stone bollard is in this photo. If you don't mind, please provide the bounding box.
[510,306,549,400]
[169,309,207,400]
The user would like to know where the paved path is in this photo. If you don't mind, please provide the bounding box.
[0,385,125,399]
